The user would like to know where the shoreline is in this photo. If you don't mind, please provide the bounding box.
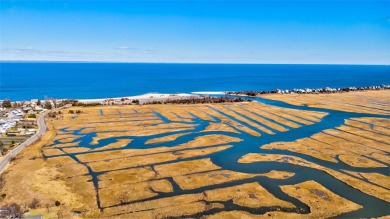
[77,93,198,104]
[225,84,390,97]
[2,84,389,104]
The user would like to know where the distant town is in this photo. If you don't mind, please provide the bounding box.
[0,99,60,156]
[226,85,390,96]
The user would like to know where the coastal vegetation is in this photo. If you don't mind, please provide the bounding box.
[142,97,250,105]
[0,90,388,218]
[262,89,390,115]
[1,100,12,108]
[57,96,251,107]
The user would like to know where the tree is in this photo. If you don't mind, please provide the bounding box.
[2,99,12,108]
[44,101,52,109]
[55,201,61,206]
[37,100,41,106]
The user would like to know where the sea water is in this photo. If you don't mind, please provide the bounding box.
[0,62,389,101]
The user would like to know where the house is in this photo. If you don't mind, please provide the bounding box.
[34,106,43,111]
[23,106,32,112]
[28,128,36,133]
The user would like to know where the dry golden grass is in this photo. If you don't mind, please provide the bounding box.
[205,210,262,219]
[244,106,301,128]
[196,105,261,136]
[262,90,390,115]
[75,134,241,167]
[370,153,390,164]
[102,193,205,217]
[145,132,190,144]
[202,122,240,133]
[204,182,295,208]
[230,106,289,132]
[338,154,386,168]
[99,181,158,208]
[98,166,156,188]
[42,148,65,156]
[322,129,390,153]
[154,158,221,178]
[149,179,173,193]
[210,105,274,135]
[337,125,390,144]
[280,180,362,218]
[174,145,232,159]
[239,153,390,202]
[2,102,384,218]
[62,147,90,154]
[345,119,390,136]
[91,139,132,151]
[262,117,390,168]
[342,171,390,189]
[173,169,294,190]
[88,152,178,172]
[262,141,338,163]
[50,141,81,148]
[100,180,177,209]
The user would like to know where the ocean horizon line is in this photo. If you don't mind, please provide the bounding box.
[2,63,389,101]
[0,60,389,66]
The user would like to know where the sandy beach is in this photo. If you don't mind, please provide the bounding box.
[77,93,199,104]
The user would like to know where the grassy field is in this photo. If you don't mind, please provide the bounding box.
[0,91,389,218]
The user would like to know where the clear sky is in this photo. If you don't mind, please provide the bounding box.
[0,0,389,64]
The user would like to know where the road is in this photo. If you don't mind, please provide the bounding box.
[0,105,69,175]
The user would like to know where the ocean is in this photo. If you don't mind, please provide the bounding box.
[0,62,389,101]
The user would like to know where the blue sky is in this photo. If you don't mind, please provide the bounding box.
[1,0,389,64]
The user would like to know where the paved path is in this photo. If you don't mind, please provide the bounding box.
[0,106,69,175]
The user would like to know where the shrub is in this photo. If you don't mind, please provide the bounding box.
[55,201,61,206]
[68,110,74,114]
[28,114,37,118]
[44,101,52,109]
[2,99,12,108]
[29,198,40,209]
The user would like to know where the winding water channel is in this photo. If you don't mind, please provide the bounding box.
[44,96,390,218]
